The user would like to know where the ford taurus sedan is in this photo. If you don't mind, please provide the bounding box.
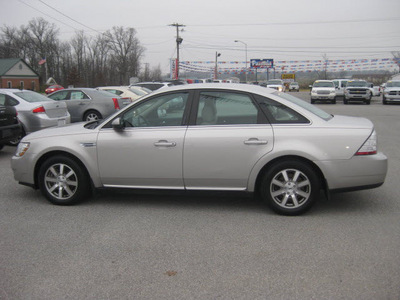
[11,84,388,215]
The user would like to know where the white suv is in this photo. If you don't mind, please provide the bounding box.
[382,80,400,105]
[266,79,285,92]
[310,80,336,104]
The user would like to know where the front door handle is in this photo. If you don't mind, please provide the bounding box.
[244,138,268,145]
[154,140,177,147]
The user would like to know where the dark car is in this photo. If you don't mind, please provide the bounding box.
[0,103,21,150]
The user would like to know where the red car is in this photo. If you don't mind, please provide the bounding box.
[45,85,64,94]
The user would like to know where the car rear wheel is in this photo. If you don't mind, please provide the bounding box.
[38,155,90,205]
[84,110,102,122]
[260,160,320,215]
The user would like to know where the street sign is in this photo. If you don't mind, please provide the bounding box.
[250,59,274,69]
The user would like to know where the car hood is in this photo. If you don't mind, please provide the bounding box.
[21,122,95,141]
[385,87,400,92]
[327,115,373,129]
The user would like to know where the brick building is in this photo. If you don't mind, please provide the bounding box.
[0,58,39,91]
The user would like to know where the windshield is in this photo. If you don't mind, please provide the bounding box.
[313,81,334,88]
[267,80,282,85]
[347,81,368,87]
[14,91,52,102]
[129,88,147,96]
[274,92,333,121]
[386,81,400,88]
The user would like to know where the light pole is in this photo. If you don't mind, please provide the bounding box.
[169,23,185,79]
[215,52,221,80]
[235,40,248,83]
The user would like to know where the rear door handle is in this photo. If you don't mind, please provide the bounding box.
[244,138,268,145]
[154,140,176,147]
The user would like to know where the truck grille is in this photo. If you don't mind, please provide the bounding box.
[388,91,400,95]
[317,90,330,95]
[348,89,367,95]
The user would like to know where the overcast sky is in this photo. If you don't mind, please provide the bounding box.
[1,0,400,73]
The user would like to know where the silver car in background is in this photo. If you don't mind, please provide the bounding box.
[0,89,70,142]
[48,88,132,122]
[11,84,388,215]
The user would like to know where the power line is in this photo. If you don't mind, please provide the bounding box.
[37,0,101,34]
[188,17,400,27]
[17,0,79,31]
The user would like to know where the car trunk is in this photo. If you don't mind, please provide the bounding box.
[40,101,69,118]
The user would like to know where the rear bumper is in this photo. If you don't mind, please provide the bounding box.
[316,152,388,191]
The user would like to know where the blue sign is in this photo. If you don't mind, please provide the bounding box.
[251,59,274,69]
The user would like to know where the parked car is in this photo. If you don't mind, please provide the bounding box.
[367,82,381,97]
[0,101,21,150]
[310,80,336,104]
[97,86,149,101]
[332,79,349,98]
[0,89,70,144]
[11,84,387,216]
[288,82,300,92]
[45,85,64,94]
[344,80,372,104]
[131,82,172,91]
[266,79,285,92]
[47,88,132,122]
[382,80,400,105]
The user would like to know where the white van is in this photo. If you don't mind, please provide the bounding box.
[332,79,349,97]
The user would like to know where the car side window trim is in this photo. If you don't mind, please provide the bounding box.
[101,90,195,129]
[188,89,270,126]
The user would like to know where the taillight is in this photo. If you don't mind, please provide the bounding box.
[356,130,377,155]
[112,98,120,110]
[32,106,46,113]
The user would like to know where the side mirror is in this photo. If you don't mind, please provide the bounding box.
[112,117,125,130]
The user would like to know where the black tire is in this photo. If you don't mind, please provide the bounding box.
[344,98,348,104]
[383,95,387,105]
[0,145,4,150]
[83,110,102,122]
[365,99,371,105]
[311,99,315,104]
[38,155,91,205]
[260,160,320,215]
[332,97,337,104]
[7,127,25,146]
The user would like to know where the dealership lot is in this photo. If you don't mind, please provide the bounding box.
[1,91,399,299]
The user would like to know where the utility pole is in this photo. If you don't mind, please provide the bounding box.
[215,52,221,80]
[169,23,185,79]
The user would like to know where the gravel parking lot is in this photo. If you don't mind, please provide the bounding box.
[1,92,399,299]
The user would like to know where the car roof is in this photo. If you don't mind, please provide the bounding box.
[146,83,277,97]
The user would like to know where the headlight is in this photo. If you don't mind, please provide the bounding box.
[278,87,283,91]
[15,142,30,157]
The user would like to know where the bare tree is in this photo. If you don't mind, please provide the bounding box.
[105,26,145,85]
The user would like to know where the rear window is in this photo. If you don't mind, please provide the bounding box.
[273,92,333,121]
[14,91,51,102]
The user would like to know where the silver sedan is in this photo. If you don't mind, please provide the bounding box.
[47,88,132,122]
[0,89,70,143]
[11,84,388,215]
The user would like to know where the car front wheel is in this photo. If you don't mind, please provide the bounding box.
[260,160,320,215]
[38,155,90,205]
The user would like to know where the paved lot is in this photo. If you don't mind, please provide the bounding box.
[1,92,399,299]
